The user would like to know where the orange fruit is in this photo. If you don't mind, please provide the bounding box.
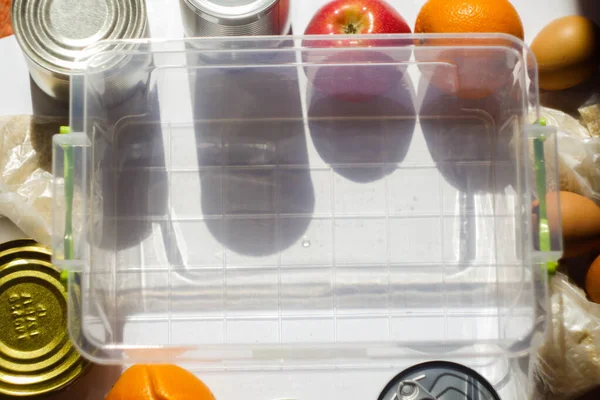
[1,0,13,38]
[414,0,524,39]
[414,0,524,99]
[105,365,216,400]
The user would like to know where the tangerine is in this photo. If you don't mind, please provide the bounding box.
[415,0,524,39]
[414,0,524,99]
[105,365,216,400]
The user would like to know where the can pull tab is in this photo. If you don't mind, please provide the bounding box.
[396,378,437,400]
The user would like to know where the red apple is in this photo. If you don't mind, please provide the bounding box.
[304,0,411,38]
[302,0,412,101]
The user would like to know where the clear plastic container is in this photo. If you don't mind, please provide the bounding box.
[52,34,562,373]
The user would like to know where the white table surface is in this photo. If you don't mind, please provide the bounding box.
[0,0,596,399]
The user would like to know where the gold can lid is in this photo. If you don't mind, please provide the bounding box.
[0,240,40,252]
[0,244,52,266]
[0,258,87,397]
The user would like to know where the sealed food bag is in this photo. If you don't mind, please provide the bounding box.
[0,115,66,245]
[532,272,600,400]
[528,107,600,204]
[579,104,600,139]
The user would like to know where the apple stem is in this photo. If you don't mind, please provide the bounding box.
[345,23,358,34]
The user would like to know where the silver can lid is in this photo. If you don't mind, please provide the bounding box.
[378,361,501,400]
[184,0,279,25]
[12,0,147,75]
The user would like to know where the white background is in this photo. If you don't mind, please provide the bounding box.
[0,0,595,399]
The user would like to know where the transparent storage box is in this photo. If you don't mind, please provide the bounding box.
[52,34,562,395]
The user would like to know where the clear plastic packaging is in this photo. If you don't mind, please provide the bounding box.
[532,272,600,400]
[52,35,561,373]
[0,115,56,244]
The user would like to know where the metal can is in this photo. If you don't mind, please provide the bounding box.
[11,0,148,103]
[0,239,40,253]
[0,257,88,397]
[180,0,290,37]
[0,239,51,264]
[378,361,501,400]
[0,245,51,266]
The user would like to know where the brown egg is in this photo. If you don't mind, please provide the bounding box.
[585,254,600,303]
[563,253,597,288]
[531,16,600,91]
[533,192,600,259]
[534,192,600,240]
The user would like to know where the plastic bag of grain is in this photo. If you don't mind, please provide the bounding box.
[0,115,65,245]
[531,272,600,400]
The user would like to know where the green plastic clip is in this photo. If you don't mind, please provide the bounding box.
[60,126,74,262]
[60,270,69,286]
[533,118,558,275]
